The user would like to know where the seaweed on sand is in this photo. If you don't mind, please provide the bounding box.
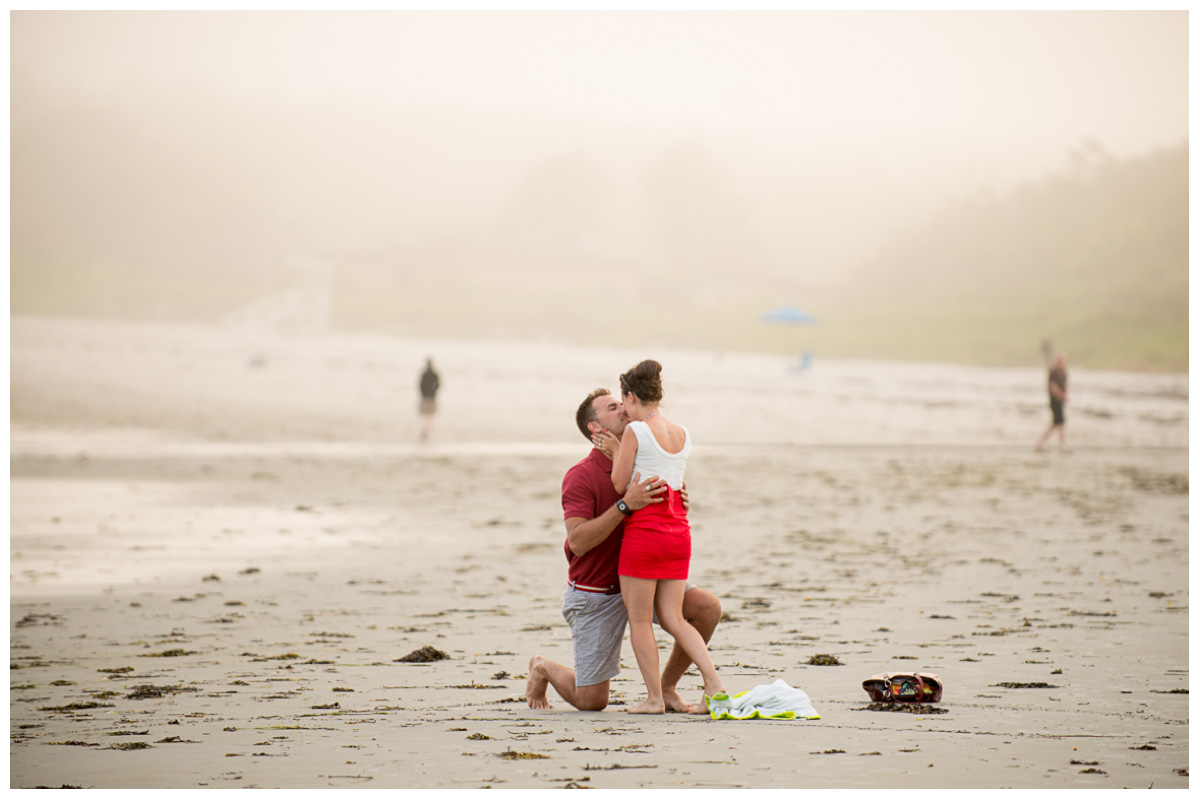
[39,702,114,713]
[395,645,449,663]
[992,681,1059,689]
[807,654,842,666]
[126,684,199,700]
[499,749,548,759]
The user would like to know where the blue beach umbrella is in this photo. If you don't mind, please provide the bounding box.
[760,306,817,370]
[761,305,817,324]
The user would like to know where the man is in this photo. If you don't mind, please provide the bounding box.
[1035,351,1070,453]
[525,388,722,714]
[418,358,439,441]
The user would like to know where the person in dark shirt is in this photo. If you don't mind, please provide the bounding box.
[524,388,722,714]
[1035,351,1070,453]
[418,358,440,441]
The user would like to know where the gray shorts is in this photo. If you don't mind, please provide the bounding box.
[561,582,696,688]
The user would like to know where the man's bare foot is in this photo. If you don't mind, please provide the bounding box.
[662,687,705,714]
[626,698,666,714]
[525,656,551,709]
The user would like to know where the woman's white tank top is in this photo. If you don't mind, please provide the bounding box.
[628,419,691,490]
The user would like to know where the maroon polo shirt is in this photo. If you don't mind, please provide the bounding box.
[561,448,623,588]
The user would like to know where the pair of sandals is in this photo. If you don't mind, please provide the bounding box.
[862,672,944,703]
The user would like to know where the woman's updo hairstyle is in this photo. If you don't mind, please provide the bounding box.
[619,359,664,404]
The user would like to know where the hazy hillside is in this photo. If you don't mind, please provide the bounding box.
[813,142,1189,371]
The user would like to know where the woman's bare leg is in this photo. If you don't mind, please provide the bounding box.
[619,575,665,714]
[653,580,727,698]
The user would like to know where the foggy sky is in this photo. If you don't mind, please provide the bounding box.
[14,11,1187,156]
[11,10,1190,299]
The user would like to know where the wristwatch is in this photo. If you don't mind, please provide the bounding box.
[616,499,633,516]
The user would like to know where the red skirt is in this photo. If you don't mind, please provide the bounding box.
[618,488,691,580]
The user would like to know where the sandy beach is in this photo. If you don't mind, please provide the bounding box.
[9,315,1189,789]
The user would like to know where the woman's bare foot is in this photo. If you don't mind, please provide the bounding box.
[525,656,551,709]
[625,698,666,714]
[662,687,705,714]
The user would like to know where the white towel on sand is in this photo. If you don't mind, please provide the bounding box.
[709,679,820,720]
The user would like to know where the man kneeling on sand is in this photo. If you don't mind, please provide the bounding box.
[526,388,722,714]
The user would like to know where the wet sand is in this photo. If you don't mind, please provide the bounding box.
[9,316,1189,789]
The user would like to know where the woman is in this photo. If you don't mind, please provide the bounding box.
[609,359,729,715]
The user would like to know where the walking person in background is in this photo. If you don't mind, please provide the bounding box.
[418,358,440,442]
[1035,351,1070,453]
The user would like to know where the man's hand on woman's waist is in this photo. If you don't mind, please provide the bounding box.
[624,472,668,511]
